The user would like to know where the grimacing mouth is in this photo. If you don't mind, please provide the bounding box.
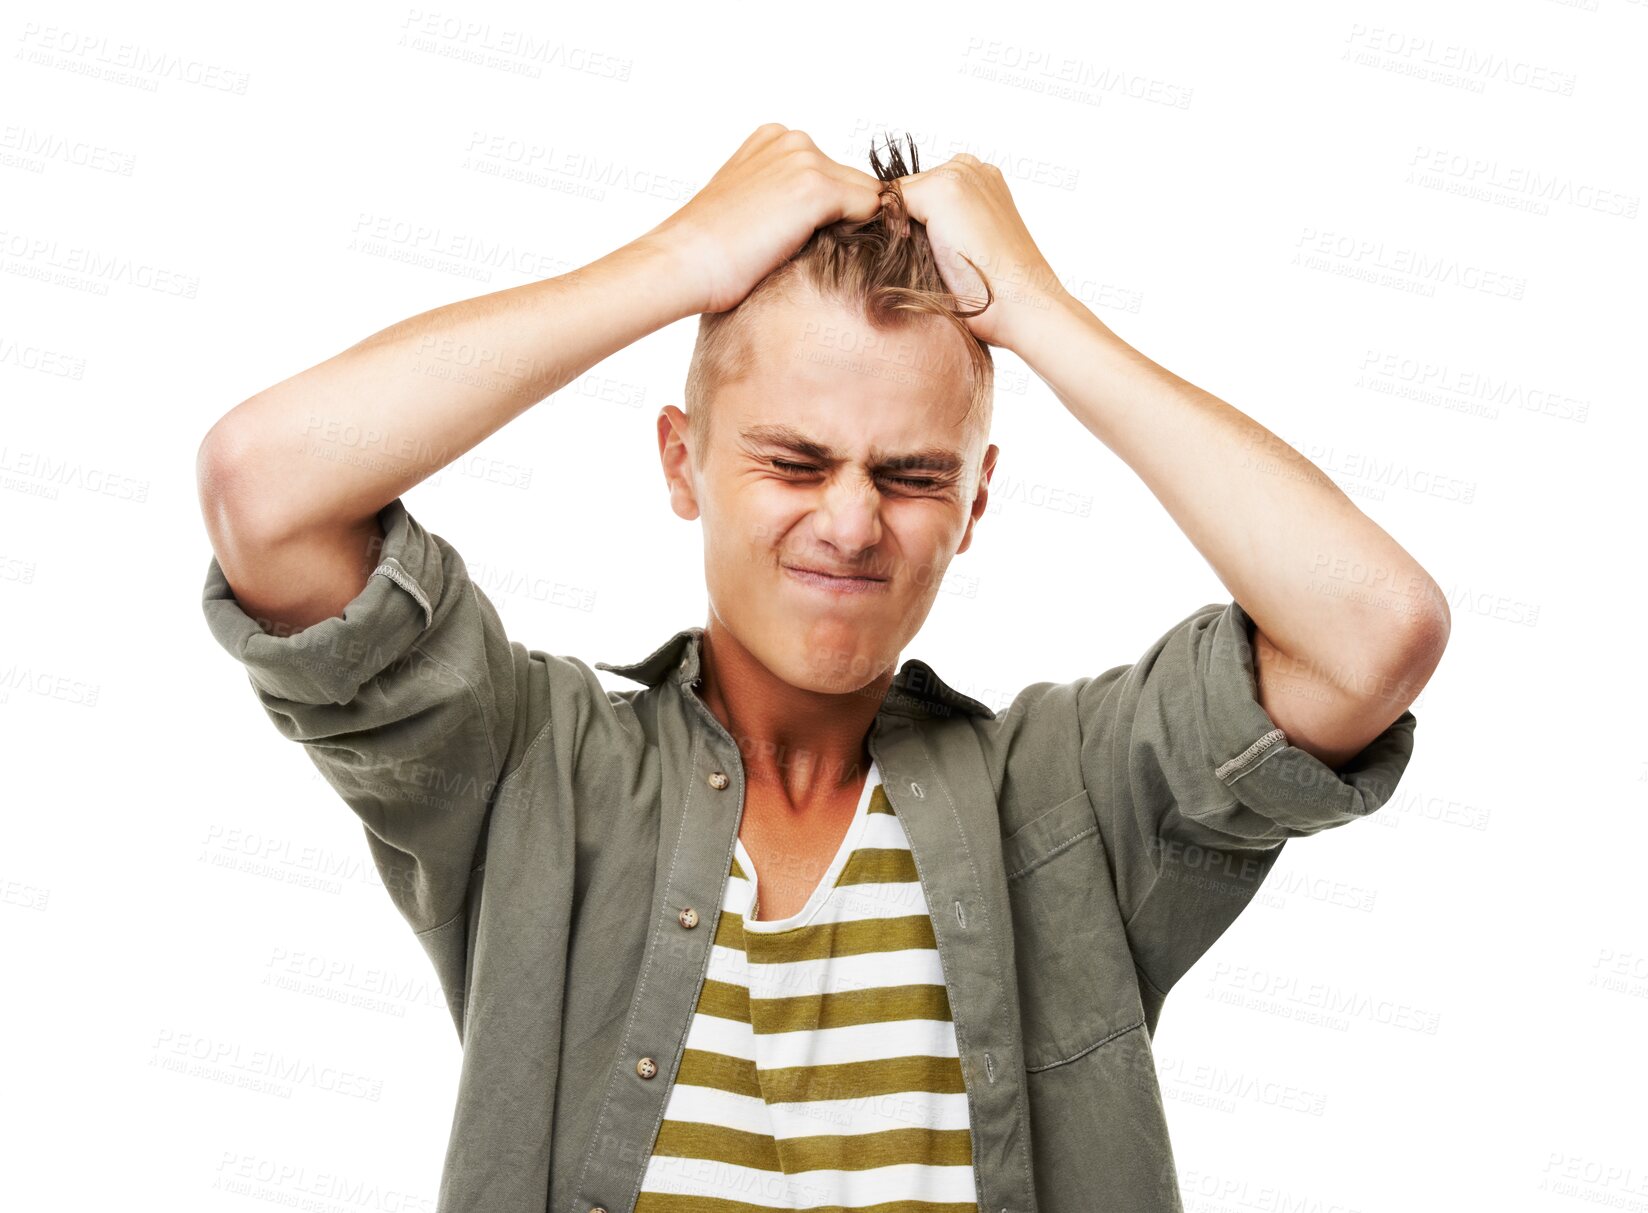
[781,562,890,582]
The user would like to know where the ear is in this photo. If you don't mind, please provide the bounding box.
[954,442,998,556]
[658,405,701,521]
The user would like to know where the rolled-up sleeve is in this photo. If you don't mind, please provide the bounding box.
[201,497,534,942]
[1079,599,1417,996]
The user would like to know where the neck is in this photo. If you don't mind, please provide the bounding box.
[696,616,892,807]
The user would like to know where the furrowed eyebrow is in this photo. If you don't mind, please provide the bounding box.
[738,423,964,476]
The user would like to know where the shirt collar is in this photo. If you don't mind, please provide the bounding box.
[594,625,997,721]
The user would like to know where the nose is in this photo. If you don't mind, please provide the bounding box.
[807,476,884,561]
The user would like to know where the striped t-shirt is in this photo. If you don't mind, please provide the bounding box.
[635,758,979,1212]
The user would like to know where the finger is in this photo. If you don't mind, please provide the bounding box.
[821,161,888,224]
[896,157,977,226]
[728,122,791,165]
[894,168,938,226]
[745,121,792,149]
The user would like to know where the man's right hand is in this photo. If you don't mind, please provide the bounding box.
[641,123,886,315]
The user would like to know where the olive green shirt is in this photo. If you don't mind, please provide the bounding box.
[201,498,1417,1213]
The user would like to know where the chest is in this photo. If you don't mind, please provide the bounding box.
[736,783,862,921]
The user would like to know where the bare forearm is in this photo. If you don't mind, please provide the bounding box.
[1015,297,1446,676]
[198,234,697,544]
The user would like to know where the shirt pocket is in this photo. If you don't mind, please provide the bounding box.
[1001,787,1142,1072]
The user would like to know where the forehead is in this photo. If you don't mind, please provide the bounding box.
[716,290,979,454]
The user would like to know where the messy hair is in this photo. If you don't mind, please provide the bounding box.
[683,132,995,463]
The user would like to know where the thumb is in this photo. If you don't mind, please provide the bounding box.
[890,167,937,228]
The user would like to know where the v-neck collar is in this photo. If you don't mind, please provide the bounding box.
[737,758,880,935]
[595,627,996,721]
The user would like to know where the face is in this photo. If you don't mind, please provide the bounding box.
[659,290,998,699]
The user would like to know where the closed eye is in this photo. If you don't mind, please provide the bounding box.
[770,460,938,491]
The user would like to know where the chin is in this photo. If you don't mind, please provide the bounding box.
[783,621,898,695]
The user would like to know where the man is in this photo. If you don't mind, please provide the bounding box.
[199,124,1446,1213]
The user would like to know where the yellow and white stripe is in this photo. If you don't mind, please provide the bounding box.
[636,759,979,1212]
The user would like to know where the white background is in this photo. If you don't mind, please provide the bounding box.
[4,1,1645,1209]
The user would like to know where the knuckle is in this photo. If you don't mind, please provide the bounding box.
[795,164,833,193]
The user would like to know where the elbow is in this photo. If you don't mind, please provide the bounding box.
[1384,584,1450,704]
[196,414,290,554]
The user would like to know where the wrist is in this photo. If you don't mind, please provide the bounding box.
[626,223,712,320]
[1000,288,1095,362]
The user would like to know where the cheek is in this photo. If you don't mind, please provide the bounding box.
[896,507,963,550]
[702,492,793,573]
[732,486,806,545]
[899,517,967,591]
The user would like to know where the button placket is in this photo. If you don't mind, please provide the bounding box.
[571,667,765,1213]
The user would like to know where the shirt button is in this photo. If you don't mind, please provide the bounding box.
[708,771,729,790]
[636,1056,658,1079]
[678,907,699,929]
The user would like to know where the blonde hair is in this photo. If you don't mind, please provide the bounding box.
[683,133,995,463]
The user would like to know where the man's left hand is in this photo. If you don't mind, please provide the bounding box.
[895,153,1073,353]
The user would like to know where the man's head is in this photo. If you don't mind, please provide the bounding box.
[658,134,999,701]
